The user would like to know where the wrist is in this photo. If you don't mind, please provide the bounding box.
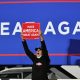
[22,39,26,41]
[40,33,42,36]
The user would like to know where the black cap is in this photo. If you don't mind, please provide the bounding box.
[35,47,42,51]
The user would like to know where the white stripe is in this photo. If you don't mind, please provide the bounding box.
[61,66,80,78]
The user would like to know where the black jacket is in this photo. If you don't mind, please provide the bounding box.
[22,40,50,80]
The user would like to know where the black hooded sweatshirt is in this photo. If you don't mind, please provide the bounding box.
[22,40,50,80]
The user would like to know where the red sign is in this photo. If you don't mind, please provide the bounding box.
[22,22,40,39]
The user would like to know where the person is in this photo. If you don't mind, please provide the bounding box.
[21,30,50,80]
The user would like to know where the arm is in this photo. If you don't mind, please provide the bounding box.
[39,30,47,51]
[22,40,36,62]
[39,32,50,64]
[21,34,36,62]
[41,40,50,63]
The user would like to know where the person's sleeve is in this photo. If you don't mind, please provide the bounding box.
[22,40,36,62]
[41,40,47,51]
[41,40,50,64]
[41,40,47,50]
